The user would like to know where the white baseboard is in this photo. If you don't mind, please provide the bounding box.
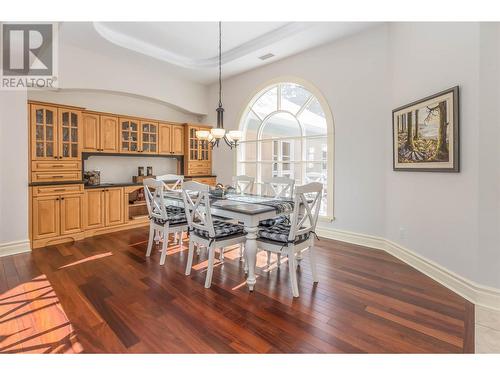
[0,239,31,257]
[316,226,500,311]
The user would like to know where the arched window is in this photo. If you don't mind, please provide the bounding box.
[237,82,333,217]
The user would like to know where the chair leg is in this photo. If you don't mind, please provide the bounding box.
[266,251,272,269]
[159,230,168,266]
[205,245,216,288]
[239,244,244,261]
[288,248,299,298]
[185,240,195,275]
[296,251,303,267]
[154,229,161,244]
[219,248,224,262]
[277,253,282,268]
[309,245,319,283]
[146,224,154,257]
[174,232,179,244]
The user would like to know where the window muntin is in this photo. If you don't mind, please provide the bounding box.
[238,83,331,216]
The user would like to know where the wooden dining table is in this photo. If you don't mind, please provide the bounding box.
[163,192,296,292]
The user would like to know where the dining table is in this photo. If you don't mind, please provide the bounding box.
[163,191,297,292]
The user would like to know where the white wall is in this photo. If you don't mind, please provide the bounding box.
[386,23,481,284]
[207,25,390,238]
[84,155,178,183]
[28,89,201,123]
[57,38,209,115]
[477,23,500,288]
[0,90,28,246]
[207,22,500,290]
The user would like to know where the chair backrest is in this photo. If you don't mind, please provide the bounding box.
[232,175,255,194]
[263,176,295,198]
[156,174,184,190]
[288,182,323,242]
[181,181,216,237]
[143,178,168,222]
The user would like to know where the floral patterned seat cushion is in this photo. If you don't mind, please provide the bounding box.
[192,220,245,239]
[258,223,310,244]
[152,206,187,225]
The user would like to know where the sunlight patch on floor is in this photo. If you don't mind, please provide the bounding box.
[58,252,113,269]
[0,275,83,353]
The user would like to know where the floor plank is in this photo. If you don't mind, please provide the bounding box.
[0,228,474,353]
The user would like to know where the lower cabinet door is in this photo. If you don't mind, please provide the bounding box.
[60,194,83,235]
[84,190,105,229]
[32,196,60,240]
[105,188,124,226]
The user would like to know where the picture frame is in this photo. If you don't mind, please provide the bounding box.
[392,86,459,172]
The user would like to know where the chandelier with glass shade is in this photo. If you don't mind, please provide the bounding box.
[196,22,242,149]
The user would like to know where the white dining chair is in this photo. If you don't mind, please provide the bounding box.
[182,181,247,288]
[156,174,184,191]
[155,174,184,243]
[143,178,188,266]
[232,175,255,194]
[263,176,295,199]
[259,176,296,267]
[256,182,323,298]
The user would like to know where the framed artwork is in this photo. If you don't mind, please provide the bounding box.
[392,86,459,172]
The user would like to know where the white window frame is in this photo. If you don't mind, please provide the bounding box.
[236,79,335,220]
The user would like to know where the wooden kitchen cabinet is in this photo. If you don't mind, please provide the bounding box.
[31,104,59,160]
[100,116,119,152]
[184,124,213,176]
[82,112,99,151]
[58,107,82,160]
[119,118,140,153]
[172,124,185,155]
[105,188,124,226]
[84,189,105,229]
[32,195,60,240]
[60,194,84,235]
[31,187,84,241]
[83,113,119,153]
[159,123,184,155]
[140,121,158,154]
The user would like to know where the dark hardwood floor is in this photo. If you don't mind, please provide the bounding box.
[0,227,474,353]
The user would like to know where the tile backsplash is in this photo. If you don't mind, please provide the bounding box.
[84,155,178,183]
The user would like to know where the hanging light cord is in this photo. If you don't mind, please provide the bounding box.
[218,21,222,107]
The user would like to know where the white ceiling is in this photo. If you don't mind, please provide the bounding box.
[60,22,381,84]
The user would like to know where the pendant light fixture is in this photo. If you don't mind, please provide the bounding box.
[196,22,241,149]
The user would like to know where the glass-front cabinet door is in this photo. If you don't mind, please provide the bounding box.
[140,121,158,154]
[31,105,58,160]
[189,127,199,160]
[120,118,139,152]
[58,108,81,159]
[199,138,210,161]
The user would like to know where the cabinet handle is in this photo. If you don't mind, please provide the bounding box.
[53,188,66,192]
[61,197,65,200]
[52,175,65,178]
[56,197,60,201]
[52,165,64,168]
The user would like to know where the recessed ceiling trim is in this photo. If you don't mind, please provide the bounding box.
[93,22,312,69]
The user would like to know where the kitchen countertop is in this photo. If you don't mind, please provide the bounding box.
[29,175,217,188]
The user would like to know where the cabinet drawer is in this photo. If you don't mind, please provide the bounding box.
[187,167,211,176]
[191,177,217,186]
[33,184,84,197]
[31,160,81,172]
[31,171,82,183]
[188,161,210,169]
